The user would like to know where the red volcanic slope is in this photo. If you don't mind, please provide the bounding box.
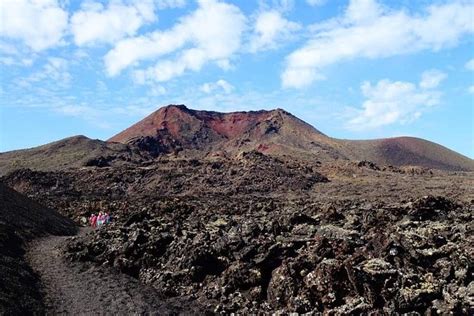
[108,104,323,143]
[109,105,262,142]
[193,110,274,139]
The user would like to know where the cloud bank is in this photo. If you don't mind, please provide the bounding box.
[282,0,473,88]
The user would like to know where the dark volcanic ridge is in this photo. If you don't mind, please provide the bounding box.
[0,104,472,175]
[0,183,76,315]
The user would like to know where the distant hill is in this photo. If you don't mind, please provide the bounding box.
[338,137,474,172]
[0,135,146,176]
[1,104,472,172]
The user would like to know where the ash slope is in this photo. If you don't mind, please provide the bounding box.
[0,104,472,174]
[0,183,76,314]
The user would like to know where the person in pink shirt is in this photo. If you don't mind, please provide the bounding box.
[89,214,97,228]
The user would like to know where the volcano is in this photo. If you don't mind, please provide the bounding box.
[0,104,472,173]
[107,104,329,159]
[107,104,474,171]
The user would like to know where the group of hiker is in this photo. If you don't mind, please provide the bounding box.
[89,212,111,228]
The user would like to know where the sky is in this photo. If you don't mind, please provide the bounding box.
[0,0,473,158]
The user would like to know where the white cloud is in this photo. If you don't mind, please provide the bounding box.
[132,48,208,82]
[200,79,234,94]
[17,57,71,87]
[419,69,447,89]
[149,85,167,96]
[465,58,474,71]
[345,0,383,24]
[104,0,246,79]
[155,0,186,9]
[0,0,68,51]
[0,55,33,67]
[53,103,113,128]
[282,0,474,88]
[0,41,19,55]
[347,72,443,130]
[55,103,96,117]
[71,0,157,46]
[248,10,300,52]
[259,0,295,13]
[216,59,233,70]
[306,0,327,6]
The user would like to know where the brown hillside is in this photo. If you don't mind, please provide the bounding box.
[1,105,472,172]
[109,104,325,144]
[108,104,341,161]
[338,136,474,171]
[0,135,145,176]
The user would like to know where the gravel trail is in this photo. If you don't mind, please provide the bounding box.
[26,229,191,314]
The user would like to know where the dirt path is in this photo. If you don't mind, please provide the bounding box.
[25,229,189,314]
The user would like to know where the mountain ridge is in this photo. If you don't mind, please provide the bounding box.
[1,104,472,173]
[107,104,473,171]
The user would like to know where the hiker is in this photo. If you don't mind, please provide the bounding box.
[97,212,104,227]
[89,214,97,228]
[104,212,111,224]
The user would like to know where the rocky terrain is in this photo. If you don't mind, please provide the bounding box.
[0,104,472,314]
[2,152,473,314]
[63,195,473,314]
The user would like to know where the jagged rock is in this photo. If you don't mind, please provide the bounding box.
[357,160,380,170]
[408,195,458,220]
[84,156,111,167]
[2,157,471,314]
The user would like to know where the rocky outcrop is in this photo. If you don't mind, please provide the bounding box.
[64,196,473,314]
[1,154,328,222]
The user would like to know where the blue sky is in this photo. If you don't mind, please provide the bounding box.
[0,0,473,157]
